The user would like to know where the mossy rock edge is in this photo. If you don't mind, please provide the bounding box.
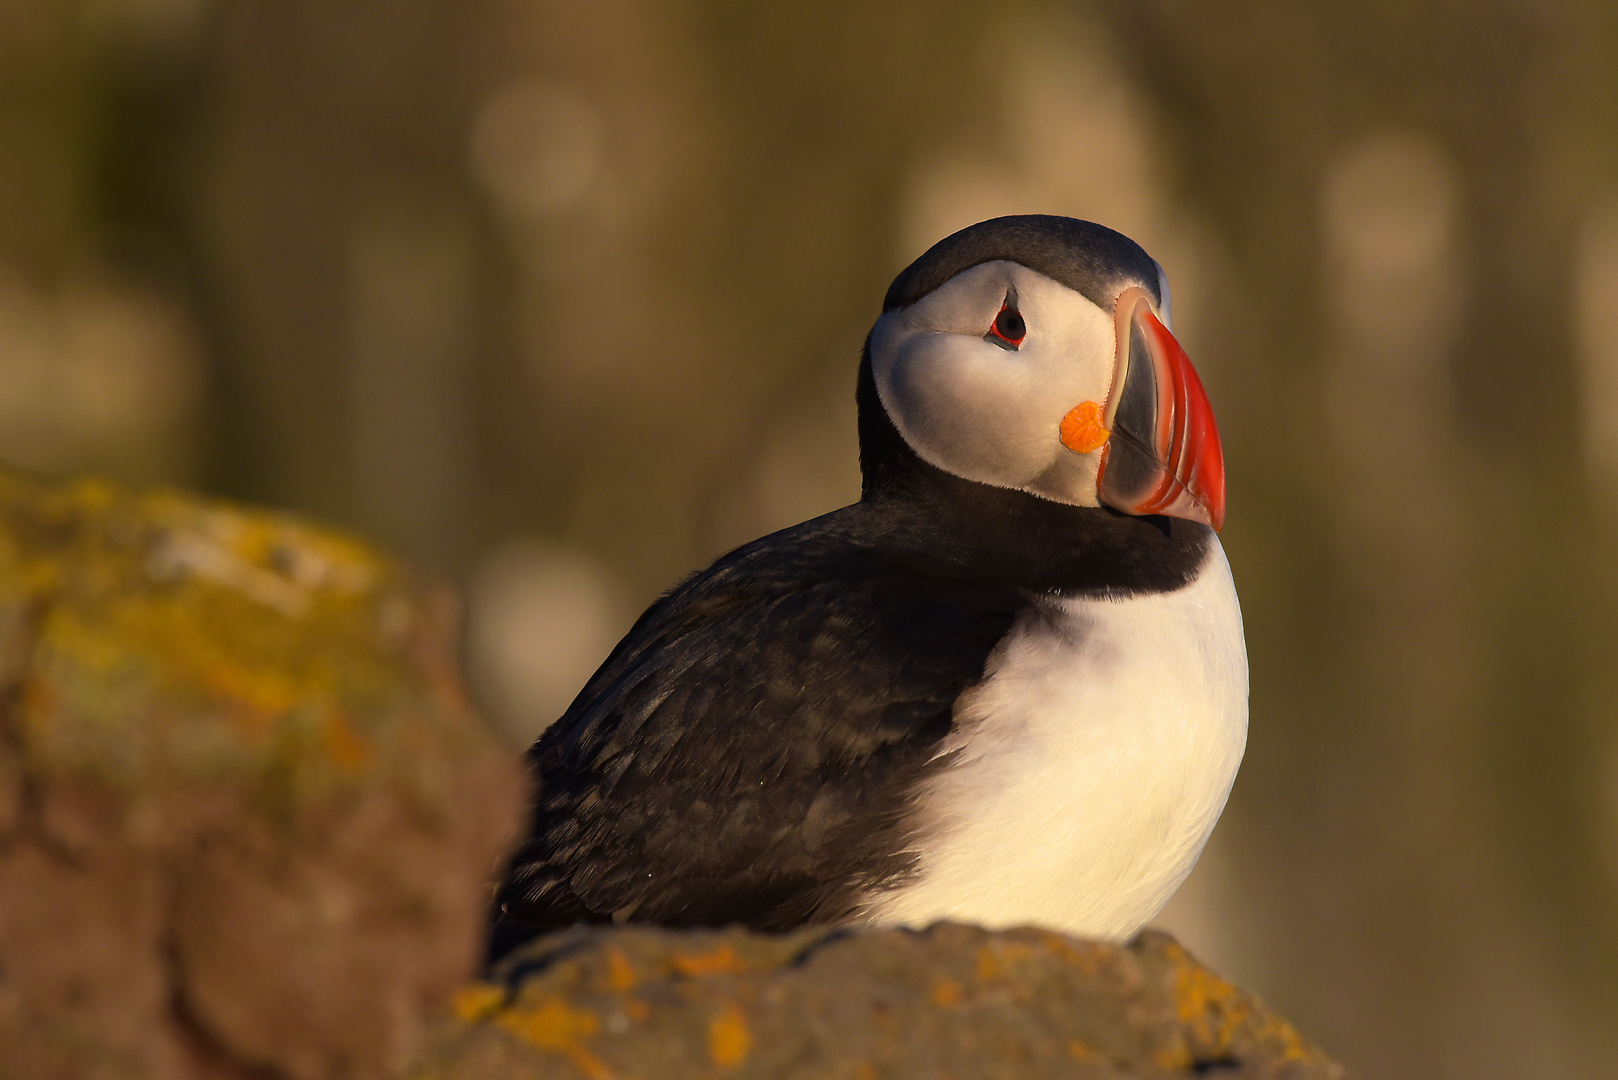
[0,469,526,1080]
[428,923,1352,1080]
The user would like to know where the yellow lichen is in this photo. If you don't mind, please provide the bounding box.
[1040,932,1101,975]
[496,997,600,1045]
[670,944,746,977]
[975,941,1034,981]
[1175,962,1239,1023]
[930,979,963,1008]
[605,948,638,991]
[451,982,505,1023]
[319,711,374,774]
[1156,938,1328,1066]
[1174,961,1249,1054]
[707,1004,752,1067]
[496,997,615,1080]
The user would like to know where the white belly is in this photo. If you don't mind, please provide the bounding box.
[864,540,1248,941]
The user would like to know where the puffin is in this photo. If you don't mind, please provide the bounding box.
[491,214,1246,959]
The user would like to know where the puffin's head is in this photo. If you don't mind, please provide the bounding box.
[863,215,1225,530]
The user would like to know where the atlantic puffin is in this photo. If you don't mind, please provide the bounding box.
[492,215,1246,958]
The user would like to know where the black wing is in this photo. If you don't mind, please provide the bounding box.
[494,509,1021,938]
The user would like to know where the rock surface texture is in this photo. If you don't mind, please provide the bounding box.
[0,468,1354,1080]
[426,924,1350,1080]
[0,470,526,1080]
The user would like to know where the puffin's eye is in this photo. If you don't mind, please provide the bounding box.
[987,302,1027,349]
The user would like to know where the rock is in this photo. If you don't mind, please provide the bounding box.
[426,923,1353,1080]
[0,470,526,1080]
[0,467,1355,1080]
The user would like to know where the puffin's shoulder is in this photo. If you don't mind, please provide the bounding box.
[544,501,1027,778]
[495,504,1028,936]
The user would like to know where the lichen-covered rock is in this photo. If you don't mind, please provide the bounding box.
[427,924,1353,1080]
[0,467,1355,1080]
[0,470,526,1080]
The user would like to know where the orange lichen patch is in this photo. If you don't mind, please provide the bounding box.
[930,978,963,1008]
[1174,962,1241,1025]
[1174,961,1254,1057]
[496,997,600,1045]
[1068,1039,1094,1060]
[1040,933,1102,976]
[320,711,374,774]
[195,659,309,724]
[605,949,639,992]
[0,465,515,844]
[38,575,378,723]
[496,997,615,1080]
[1174,960,1323,1064]
[670,945,746,978]
[852,1064,877,1080]
[451,982,506,1023]
[1060,400,1111,454]
[622,999,650,1023]
[975,941,1034,981]
[707,1004,753,1067]
[1233,1005,1321,1064]
[1149,938,1329,1067]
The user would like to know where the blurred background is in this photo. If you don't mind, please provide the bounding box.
[4,0,1618,1074]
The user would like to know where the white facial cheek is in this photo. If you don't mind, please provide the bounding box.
[884,334,1052,486]
[1022,294,1116,409]
[870,268,1121,503]
[1024,341,1103,424]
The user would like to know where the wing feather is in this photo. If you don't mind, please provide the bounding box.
[495,512,1021,936]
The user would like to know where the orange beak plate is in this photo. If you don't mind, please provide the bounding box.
[1095,288,1226,530]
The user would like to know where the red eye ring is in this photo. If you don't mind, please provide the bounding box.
[987,302,1027,348]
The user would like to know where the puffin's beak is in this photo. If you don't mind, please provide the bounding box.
[1095,287,1226,530]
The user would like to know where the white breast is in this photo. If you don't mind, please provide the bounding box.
[863,540,1248,942]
